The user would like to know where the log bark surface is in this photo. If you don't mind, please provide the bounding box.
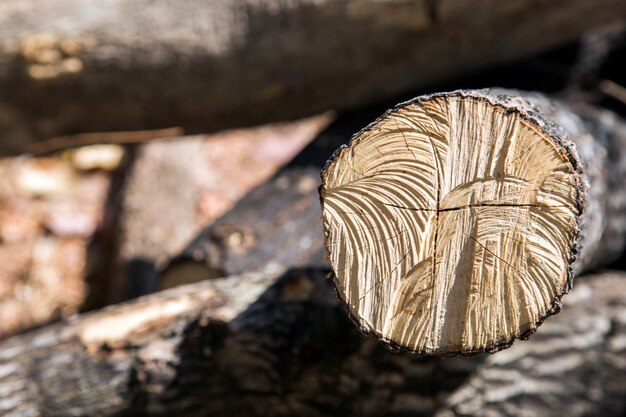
[182,166,327,277]
[0,268,625,416]
[436,272,626,417]
[1,0,626,153]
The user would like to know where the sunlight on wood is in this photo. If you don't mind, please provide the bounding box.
[320,92,585,354]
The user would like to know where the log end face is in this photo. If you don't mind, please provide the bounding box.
[320,91,586,355]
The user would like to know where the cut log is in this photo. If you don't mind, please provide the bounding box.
[319,89,626,355]
[1,0,626,154]
[0,268,625,416]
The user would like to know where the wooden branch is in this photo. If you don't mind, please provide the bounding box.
[1,267,625,416]
[1,0,625,154]
[319,89,626,355]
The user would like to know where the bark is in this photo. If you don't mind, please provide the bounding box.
[180,166,327,277]
[0,267,625,416]
[1,0,626,154]
[435,271,626,417]
[0,269,285,417]
[319,89,626,354]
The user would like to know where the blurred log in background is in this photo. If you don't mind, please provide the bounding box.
[0,0,624,153]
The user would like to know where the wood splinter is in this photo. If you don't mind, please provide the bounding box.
[320,89,626,355]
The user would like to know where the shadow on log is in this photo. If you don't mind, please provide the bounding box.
[0,268,481,417]
[1,268,625,416]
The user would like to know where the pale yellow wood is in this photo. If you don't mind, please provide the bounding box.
[321,94,583,354]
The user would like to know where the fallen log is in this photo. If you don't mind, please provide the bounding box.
[320,89,626,355]
[1,0,625,153]
[0,267,625,416]
[0,268,286,417]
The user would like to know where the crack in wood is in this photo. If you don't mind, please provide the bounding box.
[321,91,586,355]
[376,201,569,213]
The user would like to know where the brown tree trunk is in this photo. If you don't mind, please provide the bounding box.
[181,166,327,277]
[0,268,625,416]
[1,0,625,154]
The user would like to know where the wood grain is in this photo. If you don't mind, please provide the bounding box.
[320,90,603,355]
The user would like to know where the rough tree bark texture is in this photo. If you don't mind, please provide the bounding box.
[514,91,626,272]
[0,268,624,416]
[320,89,626,355]
[436,272,626,417]
[1,0,626,153]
